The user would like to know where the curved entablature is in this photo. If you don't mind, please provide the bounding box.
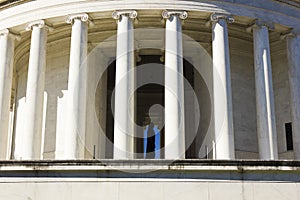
[1,0,299,67]
[0,0,300,31]
[10,15,291,72]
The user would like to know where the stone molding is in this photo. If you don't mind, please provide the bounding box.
[255,20,275,29]
[25,19,53,32]
[210,13,234,23]
[0,1,299,32]
[280,29,300,39]
[0,159,300,172]
[246,19,275,33]
[162,10,188,20]
[0,28,20,40]
[0,28,9,36]
[112,10,138,20]
[65,13,90,24]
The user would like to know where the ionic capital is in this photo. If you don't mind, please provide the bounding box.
[0,29,9,37]
[0,29,21,40]
[280,29,300,40]
[210,13,234,23]
[112,10,138,20]
[162,10,188,20]
[246,20,274,32]
[66,13,90,24]
[26,20,53,32]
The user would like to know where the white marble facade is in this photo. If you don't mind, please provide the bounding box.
[0,0,299,161]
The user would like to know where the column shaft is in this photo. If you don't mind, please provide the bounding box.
[211,15,235,159]
[253,24,278,160]
[64,16,88,159]
[163,11,187,159]
[287,34,300,160]
[0,30,15,159]
[23,23,47,159]
[113,12,135,159]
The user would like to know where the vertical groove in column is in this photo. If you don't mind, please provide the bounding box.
[113,13,135,159]
[253,24,278,160]
[64,17,88,159]
[164,13,185,159]
[211,16,235,159]
[0,30,15,160]
[23,24,47,160]
[287,34,300,160]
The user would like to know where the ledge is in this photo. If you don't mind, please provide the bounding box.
[0,159,300,171]
[0,160,300,182]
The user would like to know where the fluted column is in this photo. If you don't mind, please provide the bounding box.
[286,31,300,160]
[0,29,18,159]
[251,20,278,160]
[162,10,187,159]
[112,10,137,159]
[22,20,48,159]
[64,13,89,159]
[211,13,235,159]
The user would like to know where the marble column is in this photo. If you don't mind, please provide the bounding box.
[162,10,187,159]
[251,20,278,160]
[22,20,48,159]
[112,10,137,159]
[211,13,235,159]
[0,29,17,159]
[286,31,300,160]
[64,13,89,159]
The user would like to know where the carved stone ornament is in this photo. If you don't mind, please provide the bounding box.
[246,19,275,33]
[162,10,188,20]
[25,20,53,32]
[210,13,234,23]
[255,20,274,29]
[280,29,300,40]
[26,20,45,31]
[0,29,9,36]
[112,10,138,20]
[66,13,89,24]
[0,29,21,40]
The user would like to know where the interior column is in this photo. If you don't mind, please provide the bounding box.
[251,20,278,160]
[286,31,300,160]
[0,29,17,159]
[22,20,48,159]
[211,13,235,159]
[162,10,187,159]
[64,13,89,159]
[112,10,137,159]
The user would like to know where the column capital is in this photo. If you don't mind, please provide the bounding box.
[246,19,274,32]
[66,13,91,24]
[112,10,137,20]
[25,20,53,32]
[0,29,9,36]
[162,10,188,20]
[0,29,21,40]
[280,29,300,40]
[210,13,234,23]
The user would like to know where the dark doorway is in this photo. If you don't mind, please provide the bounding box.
[105,58,116,158]
[104,55,202,159]
[136,55,165,159]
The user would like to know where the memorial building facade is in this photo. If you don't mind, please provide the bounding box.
[0,0,300,199]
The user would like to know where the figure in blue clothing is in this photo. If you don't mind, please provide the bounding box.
[146,122,156,159]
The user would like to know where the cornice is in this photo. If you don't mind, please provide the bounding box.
[0,1,299,35]
[0,0,32,10]
[274,0,300,8]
